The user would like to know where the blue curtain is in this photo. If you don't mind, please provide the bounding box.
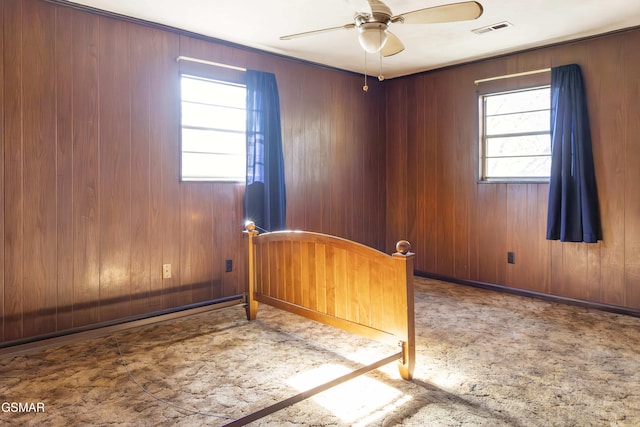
[546,64,601,243]
[244,70,286,231]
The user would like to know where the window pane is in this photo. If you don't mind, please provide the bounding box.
[485,87,550,115]
[182,152,245,181]
[181,102,246,131]
[485,110,549,135]
[182,128,245,156]
[180,73,247,182]
[486,135,551,157]
[480,85,551,181]
[486,156,551,179]
[181,76,245,108]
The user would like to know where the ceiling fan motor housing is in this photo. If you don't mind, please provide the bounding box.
[355,1,392,53]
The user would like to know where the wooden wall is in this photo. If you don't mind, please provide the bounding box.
[386,27,640,310]
[0,0,386,344]
[6,0,636,346]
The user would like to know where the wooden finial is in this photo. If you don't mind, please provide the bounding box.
[396,240,411,255]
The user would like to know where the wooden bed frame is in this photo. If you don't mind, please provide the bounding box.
[243,221,415,381]
[227,222,415,425]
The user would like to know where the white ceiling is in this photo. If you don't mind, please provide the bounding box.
[66,0,640,79]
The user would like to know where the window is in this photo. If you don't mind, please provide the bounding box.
[479,86,551,182]
[180,74,246,182]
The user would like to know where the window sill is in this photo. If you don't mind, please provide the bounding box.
[478,178,550,184]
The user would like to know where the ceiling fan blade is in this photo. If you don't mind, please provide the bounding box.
[280,23,356,41]
[345,0,372,15]
[381,31,405,57]
[394,1,483,24]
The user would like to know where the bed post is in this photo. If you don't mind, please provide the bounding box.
[244,221,259,320]
[392,240,415,380]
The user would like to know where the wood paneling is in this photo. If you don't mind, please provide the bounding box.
[55,4,74,333]
[98,16,132,322]
[625,30,640,309]
[1,0,386,344]
[129,25,154,316]
[387,28,640,310]
[71,8,100,328]
[22,0,58,338]
[0,0,6,342]
[4,0,24,341]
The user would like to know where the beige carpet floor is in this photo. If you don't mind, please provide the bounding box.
[1,277,639,426]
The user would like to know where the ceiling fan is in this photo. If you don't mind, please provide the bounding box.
[280,0,484,57]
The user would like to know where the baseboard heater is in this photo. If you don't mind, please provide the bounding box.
[417,270,640,318]
[0,294,245,359]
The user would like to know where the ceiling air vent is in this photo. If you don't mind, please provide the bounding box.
[472,21,513,35]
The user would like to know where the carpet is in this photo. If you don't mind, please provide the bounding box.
[1,277,638,426]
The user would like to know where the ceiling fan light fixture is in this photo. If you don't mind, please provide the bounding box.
[358,23,388,53]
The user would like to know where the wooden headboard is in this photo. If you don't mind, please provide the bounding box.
[244,222,415,380]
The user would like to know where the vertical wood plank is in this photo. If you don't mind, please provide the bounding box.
[181,184,212,304]
[435,73,455,276]
[494,183,509,285]
[357,259,370,326]
[346,251,358,323]
[624,30,640,309]
[421,76,439,273]
[129,25,154,315]
[283,240,293,302]
[158,34,181,310]
[22,0,58,337]
[536,184,551,294]
[55,4,74,332]
[292,240,302,306]
[314,243,326,313]
[228,185,246,297]
[333,248,347,320]
[98,16,132,322]
[146,30,167,312]
[215,185,243,299]
[3,0,24,341]
[385,79,408,253]
[274,242,285,300]
[453,70,473,280]
[363,82,385,250]
[266,242,276,298]
[467,84,480,279]
[587,37,626,306]
[405,76,419,260]
[505,185,526,288]
[71,8,100,328]
[381,262,396,332]
[565,243,589,300]
[0,0,5,341]
[330,79,347,239]
[301,242,311,309]
[368,263,384,329]
[476,184,499,284]
[324,245,336,316]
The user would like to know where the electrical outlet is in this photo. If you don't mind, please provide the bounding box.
[162,264,172,279]
[507,252,515,264]
[225,259,233,273]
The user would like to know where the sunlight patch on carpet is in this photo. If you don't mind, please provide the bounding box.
[286,364,412,425]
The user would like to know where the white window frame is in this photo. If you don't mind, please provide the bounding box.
[179,72,246,183]
[479,85,551,183]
